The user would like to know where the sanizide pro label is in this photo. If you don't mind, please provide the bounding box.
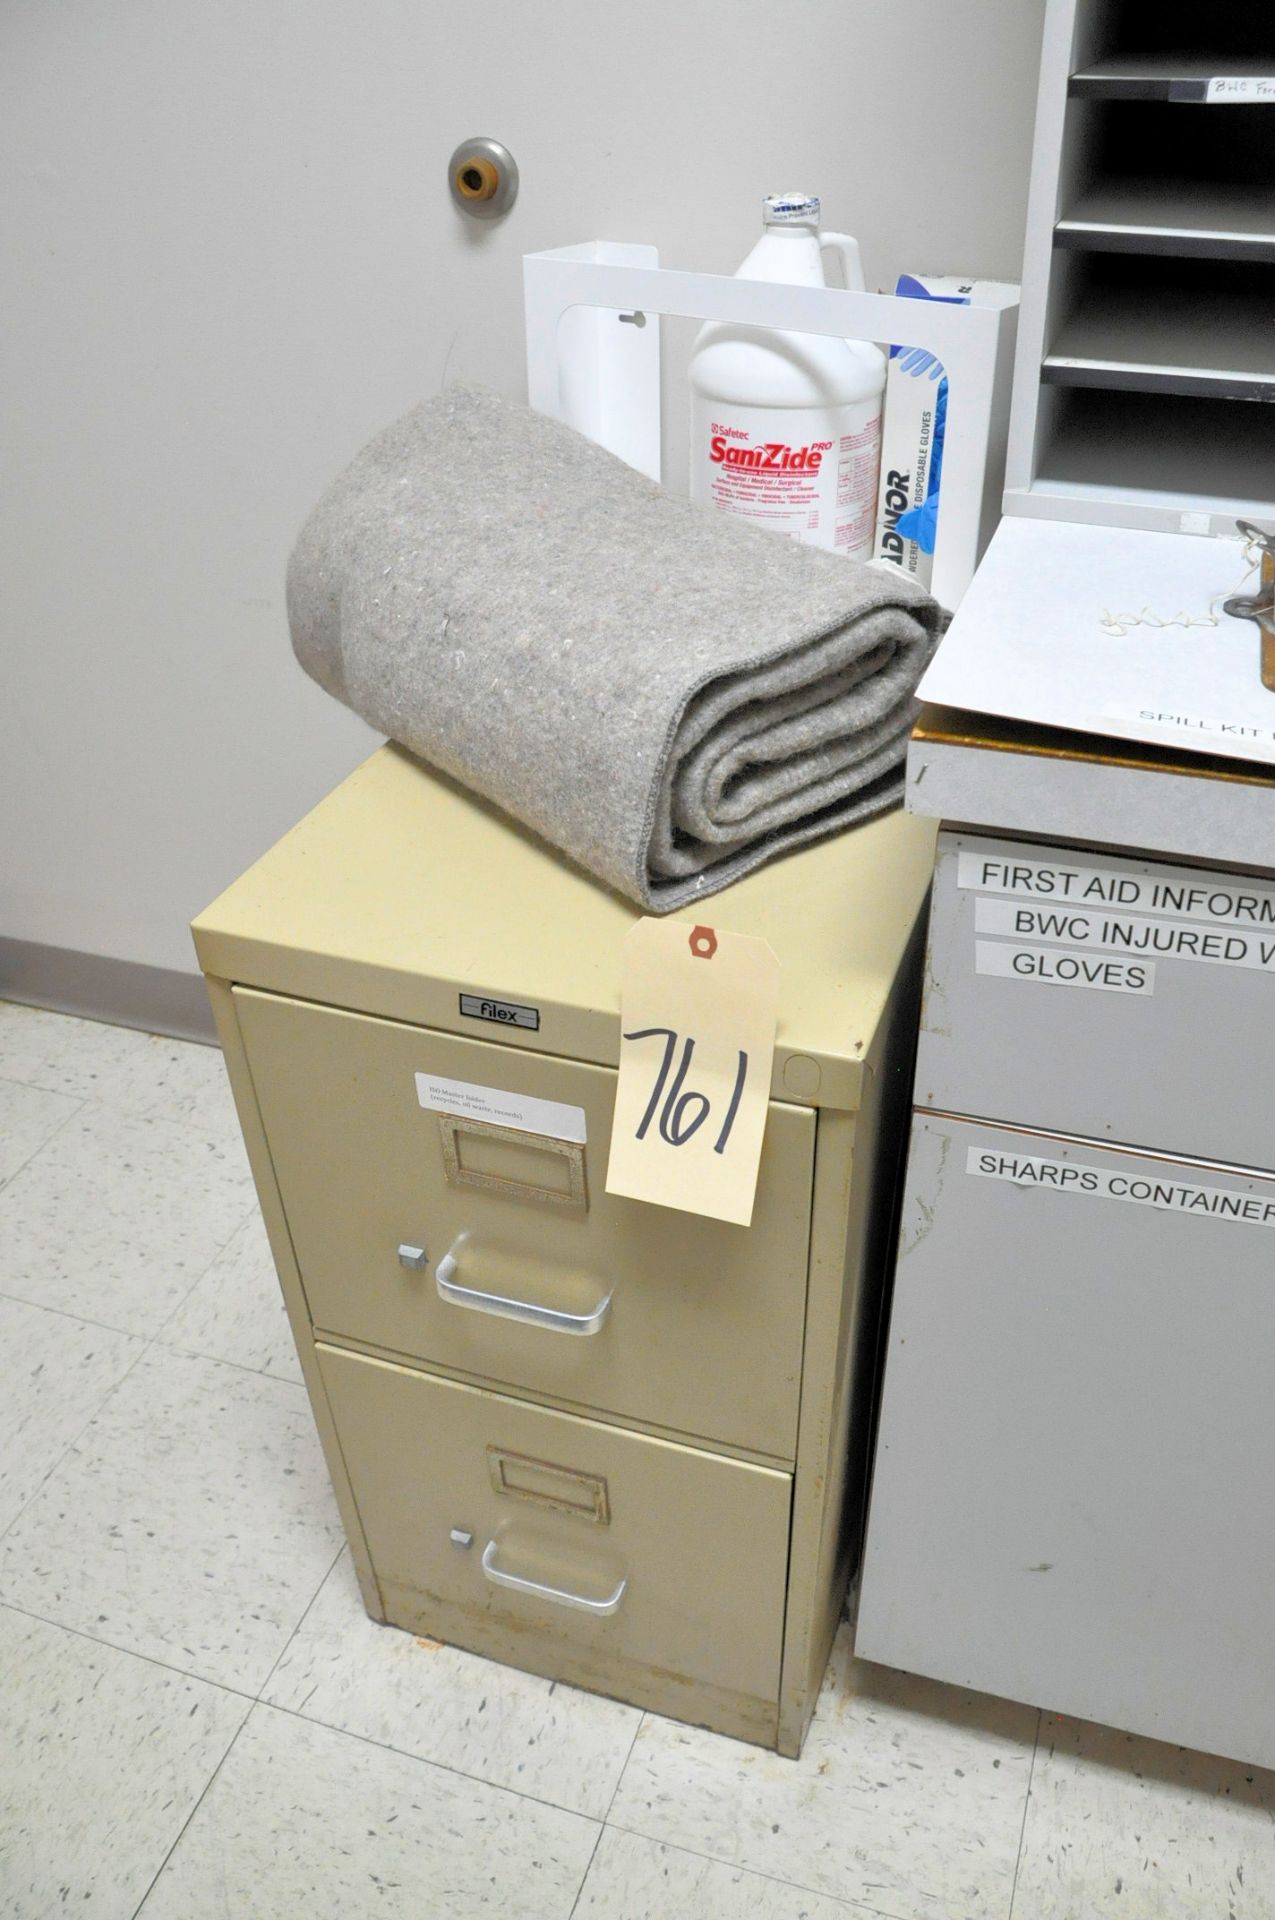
[692,402,881,557]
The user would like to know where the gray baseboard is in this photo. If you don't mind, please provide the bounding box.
[0,937,216,1044]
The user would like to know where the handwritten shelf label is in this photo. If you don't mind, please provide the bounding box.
[605,918,780,1227]
[966,1146,1275,1228]
[1205,76,1275,104]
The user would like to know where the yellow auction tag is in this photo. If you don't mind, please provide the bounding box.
[605,918,781,1227]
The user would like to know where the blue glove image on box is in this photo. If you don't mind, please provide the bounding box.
[889,277,959,560]
[893,344,945,381]
[894,379,947,557]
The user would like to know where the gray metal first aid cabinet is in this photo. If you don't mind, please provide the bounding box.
[858,0,1275,1769]
[193,743,936,1756]
[857,823,1275,1769]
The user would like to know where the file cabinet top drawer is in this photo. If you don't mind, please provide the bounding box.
[193,743,936,1113]
[919,830,1275,1165]
[236,989,814,1462]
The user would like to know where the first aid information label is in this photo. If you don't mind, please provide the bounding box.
[958,850,1275,999]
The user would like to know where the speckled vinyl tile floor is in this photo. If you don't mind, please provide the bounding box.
[1,1001,1272,1919]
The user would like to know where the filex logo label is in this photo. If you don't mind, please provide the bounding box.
[708,437,831,471]
[459,993,540,1031]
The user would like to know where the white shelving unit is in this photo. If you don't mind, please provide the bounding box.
[909,0,1275,834]
[1006,0,1275,533]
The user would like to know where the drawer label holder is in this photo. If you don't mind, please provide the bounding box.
[488,1447,611,1524]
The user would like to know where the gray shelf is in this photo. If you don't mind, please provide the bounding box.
[1070,56,1275,101]
[1044,271,1275,401]
[1036,389,1275,513]
[1057,180,1275,262]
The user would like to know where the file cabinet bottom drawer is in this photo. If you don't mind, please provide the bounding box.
[319,1345,792,1746]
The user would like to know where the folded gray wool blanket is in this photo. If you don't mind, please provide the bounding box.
[287,384,947,911]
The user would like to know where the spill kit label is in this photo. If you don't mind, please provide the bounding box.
[1092,704,1275,748]
[416,1072,585,1143]
[966,1146,1275,1228]
[974,939,1155,995]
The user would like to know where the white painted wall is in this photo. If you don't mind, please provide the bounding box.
[1,0,1045,983]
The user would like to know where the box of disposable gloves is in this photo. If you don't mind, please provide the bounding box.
[873,274,1018,590]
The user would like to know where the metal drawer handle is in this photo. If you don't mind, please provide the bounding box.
[434,1250,612,1336]
[480,1539,626,1616]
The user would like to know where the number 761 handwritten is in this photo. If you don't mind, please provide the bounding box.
[623,1027,748,1153]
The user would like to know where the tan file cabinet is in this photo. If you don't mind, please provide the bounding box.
[193,744,934,1754]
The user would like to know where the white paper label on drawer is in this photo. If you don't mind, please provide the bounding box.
[966,1146,1275,1228]
[1205,76,1275,104]
[974,940,1155,995]
[415,1073,586,1143]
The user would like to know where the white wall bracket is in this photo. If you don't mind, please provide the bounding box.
[524,241,1019,607]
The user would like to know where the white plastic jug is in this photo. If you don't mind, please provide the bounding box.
[689,194,885,558]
